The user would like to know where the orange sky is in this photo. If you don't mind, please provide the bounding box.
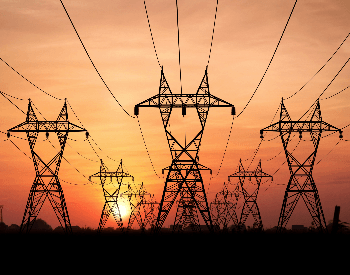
[0,0,349,230]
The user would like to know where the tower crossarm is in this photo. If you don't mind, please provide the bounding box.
[228,170,272,179]
[89,171,134,181]
[260,121,342,136]
[8,121,86,133]
[162,161,212,174]
[135,93,234,113]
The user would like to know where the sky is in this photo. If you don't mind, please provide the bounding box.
[0,0,349,230]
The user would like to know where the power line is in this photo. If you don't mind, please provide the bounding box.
[212,1,298,177]
[318,58,350,99]
[0,91,25,114]
[0,57,62,100]
[321,85,350,100]
[236,0,298,118]
[213,116,234,177]
[144,1,161,68]
[285,33,350,100]
[137,117,160,179]
[208,0,219,65]
[59,0,135,118]
[176,0,183,95]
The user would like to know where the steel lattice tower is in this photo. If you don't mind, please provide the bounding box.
[8,99,87,233]
[260,98,342,232]
[121,182,156,231]
[228,159,272,230]
[89,159,134,231]
[135,66,235,232]
[173,194,201,232]
[210,182,239,231]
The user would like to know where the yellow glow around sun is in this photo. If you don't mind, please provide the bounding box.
[116,203,129,219]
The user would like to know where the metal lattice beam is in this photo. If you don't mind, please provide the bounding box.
[135,66,235,232]
[8,99,87,233]
[229,159,272,230]
[90,159,134,231]
[260,98,342,232]
[210,182,239,231]
[120,182,157,231]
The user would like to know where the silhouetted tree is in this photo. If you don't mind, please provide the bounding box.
[31,219,53,232]
[0,222,8,232]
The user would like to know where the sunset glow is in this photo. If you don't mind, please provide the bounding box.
[0,0,349,231]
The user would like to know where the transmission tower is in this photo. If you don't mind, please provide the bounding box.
[260,98,342,232]
[89,159,134,231]
[228,159,272,230]
[210,182,239,231]
[135,66,235,232]
[121,182,156,231]
[7,99,87,233]
[173,194,201,232]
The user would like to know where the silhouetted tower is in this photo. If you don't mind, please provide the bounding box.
[89,159,134,231]
[173,195,201,232]
[135,66,235,232]
[210,182,239,231]
[121,182,155,231]
[7,99,87,233]
[260,98,342,231]
[142,194,159,230]
[229,159,272,230]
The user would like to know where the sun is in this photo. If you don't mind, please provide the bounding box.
[114,203,129,219]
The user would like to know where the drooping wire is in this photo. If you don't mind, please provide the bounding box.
[66,142,98,163]
[208,0,219,65]
[59,0,135,118]
[9,139,32,160]
[66,100,119,162]
[317,58,350,99]
[262,138,301,191]
[0,57,62,100]
[176,0,182,94]
[285,33,350,100]
[137,117,160,179]
[144,1,161,68]
[0,91,23,101]
[0,130,26,141]
[86,137,101,159]
[48,139,98,185]
[321,85,350,100]
[213,116,234,177]
[0,91,25,114]
[236,0,298,118]
[31,101,47,120]
[214,100,281,178]
[176,0,183,95]
[247,138,264,170]
[316,140,341,165]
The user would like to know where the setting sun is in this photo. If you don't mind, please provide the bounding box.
[117,203,129,220]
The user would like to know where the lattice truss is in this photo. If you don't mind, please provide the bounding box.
[229,159,272,230]
[90,159,133,231]
[135,66,235,232]
[210,182,239,231]
[260,98,342,231]
[8,99,87,233]
[121,182,158,231]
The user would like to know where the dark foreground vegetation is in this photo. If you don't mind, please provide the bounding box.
[1,219,350,244]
